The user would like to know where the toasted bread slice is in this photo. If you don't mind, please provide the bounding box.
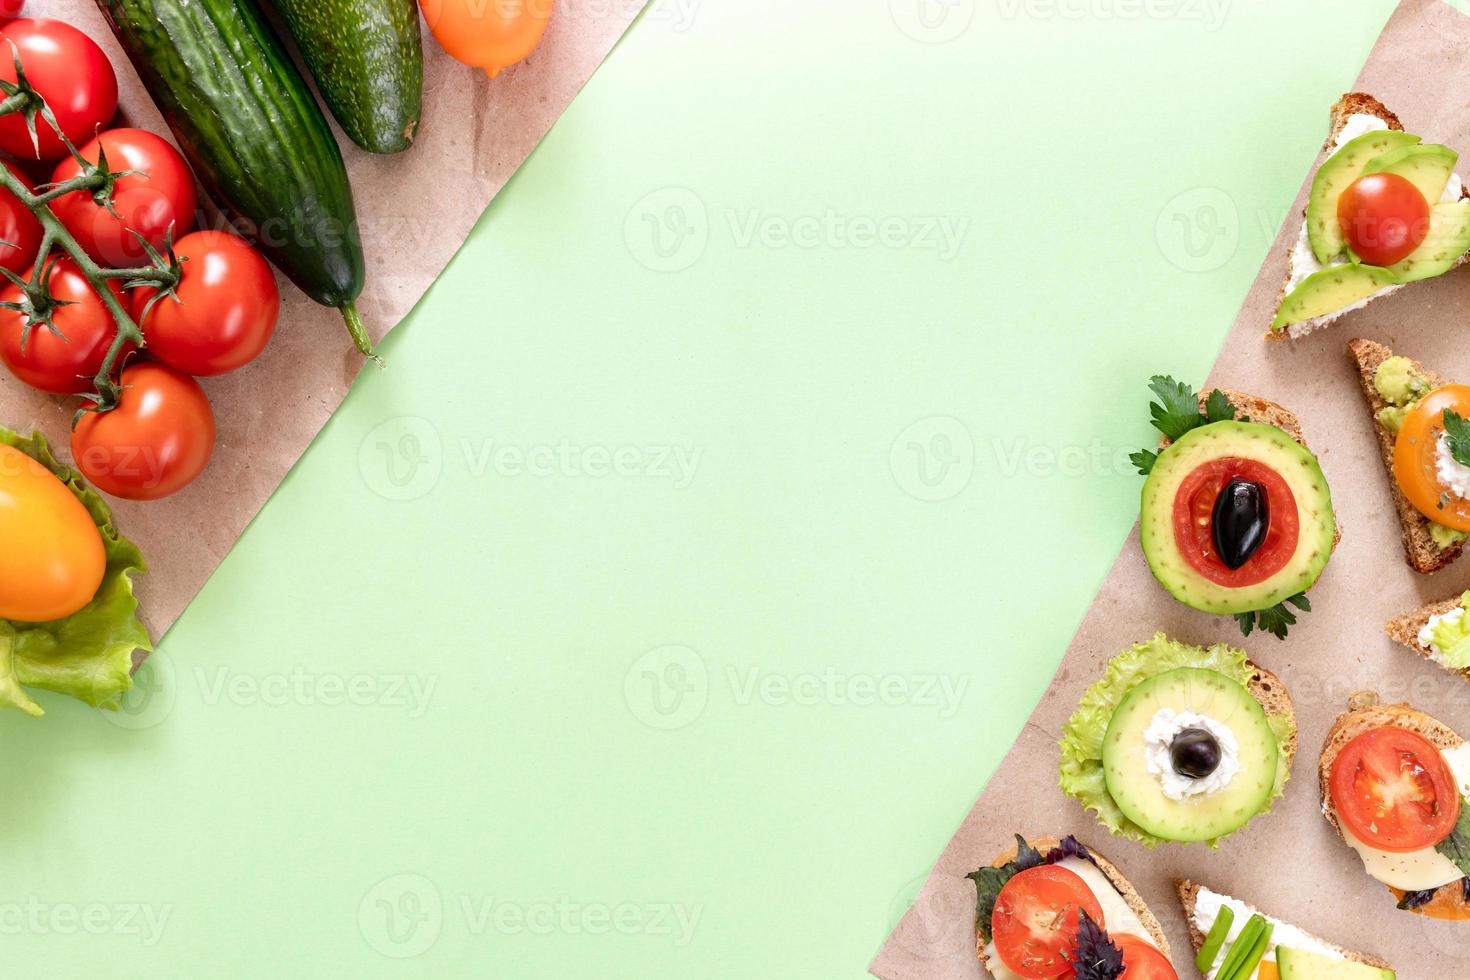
[1346,338,1464,573]
[974,836,1171,976]
[1270,93,1470,341]
[1319,692,1468,918]
[1386,593,1470,685]
[1176,880,1395,974]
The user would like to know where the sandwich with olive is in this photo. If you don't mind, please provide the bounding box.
[968,834,1177,979]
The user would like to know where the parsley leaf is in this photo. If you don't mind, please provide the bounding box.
[1068,912,1125,980]
[1203,388,1235,424]
[1435,796,1470,876]
[1147,375,1207,441]
[1129,450,1157,476]
[1235,593,1311,640]
[1446,410,1470,469]
[967,835,1046,943]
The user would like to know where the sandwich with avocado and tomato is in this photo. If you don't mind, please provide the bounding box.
[1320,692,1470,919]
[1270,92,1470,340]
[1177,881,1395,979]
[1385,590,1470,685]
[1130,377,1337,639]
[968,834,1177,980]
[1347,338,1470,572]
[1060,635,1297,847]
[0,427,150,715]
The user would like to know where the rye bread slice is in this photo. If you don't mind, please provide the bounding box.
[1386,594,1470,685]
[974,836,1172,975]
[1319,692,1468,918]
[1175,879,1395,973]
[1269,92,1470,342]
[1346,337,1464,573]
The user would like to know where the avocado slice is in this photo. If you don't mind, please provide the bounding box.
[1277,946,1395,979]
[1386,199,1470,282]
[1363,142,1459,204]
[1271,265,1399,332]
[1101,668,1278,842]
[1307,129,1420,264]
[1141,421,1335,612]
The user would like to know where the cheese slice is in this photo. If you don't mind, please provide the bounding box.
[1341,743,1470,892]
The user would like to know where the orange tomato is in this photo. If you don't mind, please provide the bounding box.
[0,443,105,622]
[420,0,554,77]
[1394,384,1470,532]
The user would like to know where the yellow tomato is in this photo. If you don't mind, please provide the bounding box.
[420,0,554,77]
[0,444,105,622]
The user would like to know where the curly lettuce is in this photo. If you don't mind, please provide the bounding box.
[0,428,150,715]
[1058,633,1295,847]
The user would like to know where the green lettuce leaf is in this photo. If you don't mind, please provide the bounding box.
[1058,633,1295,848]
[0,428,150,713]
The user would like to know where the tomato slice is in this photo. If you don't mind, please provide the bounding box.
[1113,934,1179,980]
[992,866,1105,979]
[1330,726,1460,852]
[1394,385,1470,532]
[1337,172,1431,267]
[1171,458,1299,588]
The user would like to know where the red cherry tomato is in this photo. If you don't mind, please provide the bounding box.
[0,20,117,161]
[992,865,1105,979]
[0,2,24,22]
[1171,457,1300,588]
[132,231,278,376]
[0,257,129,395]
[419,0,554,77]
[0,161,41,277]
[1330,726,1460,853]
[1338,172,1431,267]
[51,129,197,268]
[71,362,215,501]
[1114,935,1178,979]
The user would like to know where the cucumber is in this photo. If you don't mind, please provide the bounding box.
[267,0,423,154]
[94,0,375,359]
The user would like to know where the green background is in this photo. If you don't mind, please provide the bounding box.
[0,0,1438,976]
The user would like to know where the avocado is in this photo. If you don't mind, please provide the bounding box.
[1387,200,1470,282]
[1141,421,1336,614]
[1307,129,1420,264]
[1363,142,1459,204]
[1373,355,1430,405]
[1430,523,1469,549]
[1101,668,1279,843]
[1272,265,1399,332]
[1277,946,1395,979]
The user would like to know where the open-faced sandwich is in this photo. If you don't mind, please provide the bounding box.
[1385,590,1470,684]
[1131,377,1337,639]
[1270,93,1470,340]
[1348,338,1469,572]
[1320,692,1470,919]
[967,834,1177,979]
[1177,881,1396,979]
[1060,635,1296,846]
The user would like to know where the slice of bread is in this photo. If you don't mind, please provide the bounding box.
[1346,338,1464,573]
[1175,880,1395,973]
[1385,594,1470,685]
[975,836,1171,976]
[1319,692,1468,917]
[1269,93,1470,342]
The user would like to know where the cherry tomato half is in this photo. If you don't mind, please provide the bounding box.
[1114,934,1178,980]
[0,442,104,622]
[992,865,1105,979]
[419,0,553,77]
[1330,726,1460,853]
[1338,172,1431,267]
[1171,457,1300,588]
[71,362,215,501]
[0,257,129,395]
[1393,384,1470,532]
[0,19,117,161]
[51,128,198,268]
[0,161,41,277]
[132,231,278,376]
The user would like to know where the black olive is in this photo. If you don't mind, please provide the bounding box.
[1170,727,1222,779]
[1212,478,1270,570]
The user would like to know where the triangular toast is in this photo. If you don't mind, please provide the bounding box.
[1386,594,1470,685]
[1346,337,1464,573]
[1176,880,1395,973]
[1270,93,1470,341]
